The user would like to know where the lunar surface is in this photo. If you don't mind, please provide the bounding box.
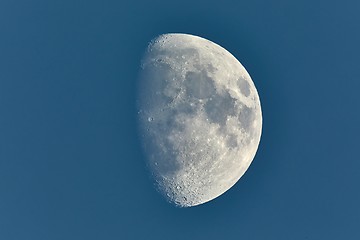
[137,33,262,207]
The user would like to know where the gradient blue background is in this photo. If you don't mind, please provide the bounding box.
[0,0,359,239]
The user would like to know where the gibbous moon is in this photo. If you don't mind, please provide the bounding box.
[137,33,262,207]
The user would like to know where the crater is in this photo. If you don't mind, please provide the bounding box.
[237,77,251,97]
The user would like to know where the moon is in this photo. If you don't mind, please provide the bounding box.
[137,33,262,207]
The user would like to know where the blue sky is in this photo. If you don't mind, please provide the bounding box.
[0,0,359,239]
